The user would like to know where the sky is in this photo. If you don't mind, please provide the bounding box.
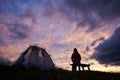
[0,0,120,72]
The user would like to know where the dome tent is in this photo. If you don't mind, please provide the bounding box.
[15,45,55,71]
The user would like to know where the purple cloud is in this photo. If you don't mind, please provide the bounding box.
[64,0,120,31]
[0,39,4,46]
[91,37,105,46]
[91,27,120,66]
[1,0,120,32]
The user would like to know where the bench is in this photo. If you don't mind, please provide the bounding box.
[70,63,90,71]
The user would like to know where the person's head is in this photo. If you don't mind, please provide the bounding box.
[73,48,78,53]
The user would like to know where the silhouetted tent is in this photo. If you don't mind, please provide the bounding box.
[15,45,55,71]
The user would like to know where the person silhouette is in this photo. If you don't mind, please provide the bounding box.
[71,48,81,71]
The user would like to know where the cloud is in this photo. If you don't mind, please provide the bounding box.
[1,0,120,32]
[84,37,105,53]
[91,37,105,46]
[0,1,38,45]
[91,27,120,66]
[0,39,4,46]
[64,0,120,31]
[8,23,30,39]
[0,15,32,45]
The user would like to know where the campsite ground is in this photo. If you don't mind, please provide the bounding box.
[0,65,120,80]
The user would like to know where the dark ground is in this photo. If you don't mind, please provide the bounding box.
[0,65,120,80]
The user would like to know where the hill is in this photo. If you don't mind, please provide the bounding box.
[0,65,120,80]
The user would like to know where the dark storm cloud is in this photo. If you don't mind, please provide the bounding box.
[1,0,120,31]
[84,37,105,53]
[1,0,120,32]
[64,0,120,30]
[91,27,120,66]
[0,0,120,46]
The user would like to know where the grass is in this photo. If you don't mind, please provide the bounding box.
[0,64,120,80]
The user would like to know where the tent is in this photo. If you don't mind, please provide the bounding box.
[15,45,55,70]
